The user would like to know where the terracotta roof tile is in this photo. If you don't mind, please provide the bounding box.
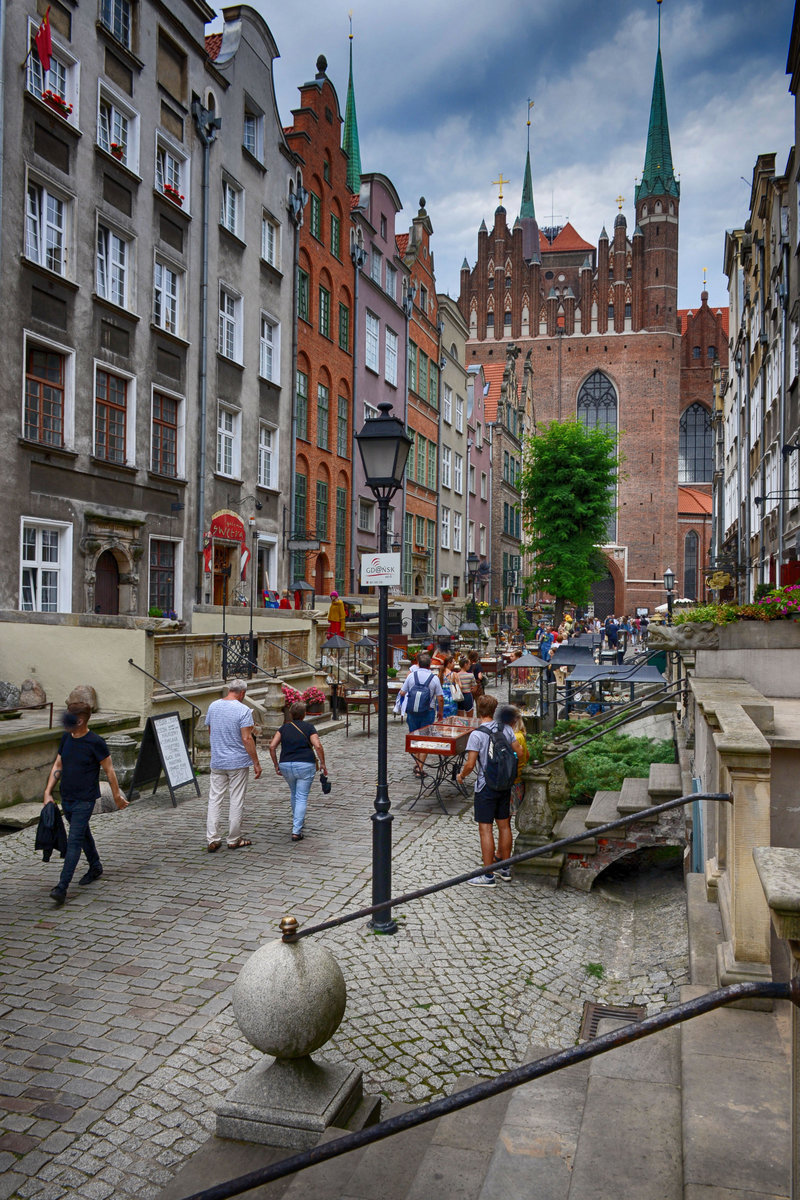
[205,32,222,60]
[482,361,518,424]
[545,221,594,253]
[350,193,361,210]
[678,485,712,515]
[395,233,409,256]
[678,305,730,339]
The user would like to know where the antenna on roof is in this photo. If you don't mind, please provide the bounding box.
[348,9,353,39]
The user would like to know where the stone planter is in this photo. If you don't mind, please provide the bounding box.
[306,702,323,715]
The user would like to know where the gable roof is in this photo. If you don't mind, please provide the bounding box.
[205,32,222,60]
[482,360,520,424]
[395,233,409,256]
[678,307,730,339]
[544,221,594,253]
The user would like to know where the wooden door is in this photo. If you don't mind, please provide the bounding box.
[95,550,120,615]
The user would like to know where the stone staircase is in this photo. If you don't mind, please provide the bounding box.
[555,762,688,891]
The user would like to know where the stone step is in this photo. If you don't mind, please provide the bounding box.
[479,1049,590,1200]
[554,806,596,854]
[617,776,658,822]
[648,761,683,801]
[567,1020,682,1200]
[584,790,625,833]
[679,984,792,1198]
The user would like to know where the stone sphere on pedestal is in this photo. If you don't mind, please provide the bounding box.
[232,921,346,1059]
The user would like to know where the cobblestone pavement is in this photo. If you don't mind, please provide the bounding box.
[0,702,688,1200]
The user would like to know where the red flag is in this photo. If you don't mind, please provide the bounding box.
[35,9,52,75]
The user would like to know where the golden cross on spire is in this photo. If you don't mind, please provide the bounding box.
[348,9,353,39]
[492,174,510,204]
[703,266,707,290]
[616,194,625,211]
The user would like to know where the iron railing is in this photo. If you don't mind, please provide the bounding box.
[127,659,200,762]
[178,976,796,1200]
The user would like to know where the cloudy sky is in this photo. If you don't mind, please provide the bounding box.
[215,0,795,311]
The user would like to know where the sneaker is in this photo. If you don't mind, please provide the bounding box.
[49,886,66,905]
[494,865,512,882]
[78,867,103,886]
[467,873,496,888]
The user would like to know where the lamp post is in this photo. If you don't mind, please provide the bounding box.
[663,566,675,626]
[356,401,412,935]
[467,550,479,619]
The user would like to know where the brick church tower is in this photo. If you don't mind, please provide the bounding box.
[458,6,683,617]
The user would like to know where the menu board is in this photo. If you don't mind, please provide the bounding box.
[130,712,200,807]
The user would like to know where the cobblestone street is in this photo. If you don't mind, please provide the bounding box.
[0,706,689,1200]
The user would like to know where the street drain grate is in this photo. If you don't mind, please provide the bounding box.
[579,1001,647,1041]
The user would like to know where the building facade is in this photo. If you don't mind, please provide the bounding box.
[437,293,470,602]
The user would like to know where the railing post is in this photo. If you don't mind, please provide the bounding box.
[754,847,800,1200]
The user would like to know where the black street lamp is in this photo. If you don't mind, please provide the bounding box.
[466,550,479,618]
[663,566,675,626]
[356,401,412,935]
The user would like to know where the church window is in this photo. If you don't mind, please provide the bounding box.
[577,370,617,541]
[504,312,512,327]
[679,403,713,484]
[708,346,717,360]
[684,530,699,600]
[608,305,614,320]
[692,346,701,359]
[545,271,554,280]
[505,277,511,289]
[486,312,494,327]
[655,201,663,213]
[488,278,494,289]
[625,302,631,318]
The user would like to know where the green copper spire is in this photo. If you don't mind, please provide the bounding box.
[636,4,679,203]
[342,20,362,194]
[520,99,536,220]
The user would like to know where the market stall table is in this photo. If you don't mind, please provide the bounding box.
[404,715,479,813]
[343,688,379,737]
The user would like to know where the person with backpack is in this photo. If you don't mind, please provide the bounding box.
[395,652,444,775]
[456,694,518,887]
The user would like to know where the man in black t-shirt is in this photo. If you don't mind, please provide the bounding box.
[43,702,128,904]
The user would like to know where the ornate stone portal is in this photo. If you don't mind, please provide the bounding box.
[80,513,144,615]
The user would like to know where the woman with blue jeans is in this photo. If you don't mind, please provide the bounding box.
[268,701,327,841]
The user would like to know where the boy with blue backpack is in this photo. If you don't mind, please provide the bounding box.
[456,693,518,887]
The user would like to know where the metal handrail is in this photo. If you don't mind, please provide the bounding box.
[550,646,679,743]
[127,658,200,763]
[178,975,799,1200]
[549,675,687,750]
[284,791,731,942]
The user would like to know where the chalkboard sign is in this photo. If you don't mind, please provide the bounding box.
[130,712,200,807]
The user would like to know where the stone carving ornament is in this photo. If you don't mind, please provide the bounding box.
[647,621,719,651]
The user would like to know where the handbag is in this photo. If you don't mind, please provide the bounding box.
[449,674,463,702]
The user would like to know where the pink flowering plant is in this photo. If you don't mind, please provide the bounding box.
[302,686,326,706]
[755,583,800,617]
[281,685,303,706]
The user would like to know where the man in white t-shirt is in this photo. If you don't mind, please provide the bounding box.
[204,680,261,851]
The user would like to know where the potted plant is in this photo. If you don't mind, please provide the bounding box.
[441,589,452,602]
[42,89,72,117]
[110,142,126,161]
[163,182,184,207]
[281,684,302,717]
[386,667,398,679]
[302,685,326,715]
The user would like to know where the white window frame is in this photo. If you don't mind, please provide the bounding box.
[96,220,132,310]
[385,328,398,386]
[441,506,450,549]
[453,511,463,553]
[261,213,279,268]
[22,331,76,450]
[441,445,452,489]
[454,452,464,495]
[469,463,476,494]
[479,524,487,555]
[220,177,243,239]
[363,401,379,422]
[455,395,464,433]
[259,312,280,383]
[365,311,380,373]
[93,360,136,466]
[468,520,475,552]
[150,385,185,479]
[385,263,397,301]
[153,256,182,336]
[358,498,375,532]
[443,384,453,424]
[476,422,482,449]
[148,535,183,618]
[370,248,382,285]
[155,134,190,212]
[25,173,72,278]
[257,422,279,490]
[20,517,73,613]
[97,82,139,172]
[218,284,243,363]
[100,0,132,48]
[26,20,80,127]
[480,471,488,500]
[243,102,264,162]
[216,403,241,478]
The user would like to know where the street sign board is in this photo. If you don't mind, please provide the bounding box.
[360,552,401,587]
[287,538,321,551]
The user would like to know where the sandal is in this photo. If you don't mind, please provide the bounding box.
[413,765,425,777]
[291,832,304,842]
[208,841,222,853]
[227,838,252,849]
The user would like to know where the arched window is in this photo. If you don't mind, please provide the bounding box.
[577,370,617,433]
[679,403,712,483]
[577,370,617,541]
[684,530,699,600]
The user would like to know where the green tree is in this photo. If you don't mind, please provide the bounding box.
[520,420,618,625]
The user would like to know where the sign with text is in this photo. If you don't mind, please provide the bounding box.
[360,552,401,587]
[129,712,200,808]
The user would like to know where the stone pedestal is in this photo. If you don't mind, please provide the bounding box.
[513,763,564,887]
[105,734,138,794]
